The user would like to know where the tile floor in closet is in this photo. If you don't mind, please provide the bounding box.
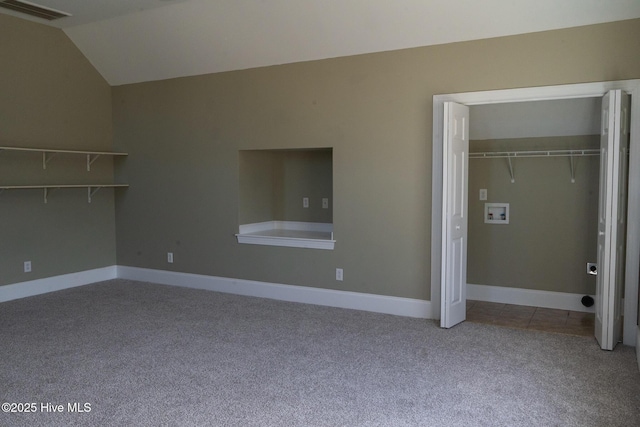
[466,300,595,337]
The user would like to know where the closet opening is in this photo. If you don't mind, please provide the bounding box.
[431,80,640,348]
[464,98,601,335]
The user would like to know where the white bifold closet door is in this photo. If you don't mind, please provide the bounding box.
[595,89,630,351]
[440,102,469,329]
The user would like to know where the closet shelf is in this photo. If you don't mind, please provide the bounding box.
[470,149,600,184]
[0,145,128,171]
[469,149,599,159]
[0,184,129,204]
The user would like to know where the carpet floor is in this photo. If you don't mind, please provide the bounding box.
[1,279,639,426]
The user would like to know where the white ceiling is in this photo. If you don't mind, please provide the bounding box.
[4,0,640,86]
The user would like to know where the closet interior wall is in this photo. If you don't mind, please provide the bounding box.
[467,135,601,297]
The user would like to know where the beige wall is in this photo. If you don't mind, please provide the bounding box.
[238,150,279,224]
[1,14,638,300]
[0,14,116,286]
[278,149,333,223]
[113,19,640,300]
[467,136,600,294]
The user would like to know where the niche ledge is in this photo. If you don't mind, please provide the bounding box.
[236,221,335,250]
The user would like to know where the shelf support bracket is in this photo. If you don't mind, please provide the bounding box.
[87,154,101,171]
[570,155,576,183]
[42,152,57,170]
[507,155,515,183]
[43,187,58,204]
[88,186,102,203]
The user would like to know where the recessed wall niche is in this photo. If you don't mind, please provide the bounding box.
[236,148,334,249]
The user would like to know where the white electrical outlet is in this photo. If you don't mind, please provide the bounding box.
[479,189,487,201]
[322,198,329,209]
[167,252,174,263]
[303,197,309,208]
[336,268,343,281]
[24,261,32,273]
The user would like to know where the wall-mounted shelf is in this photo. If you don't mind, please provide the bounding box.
[470,149,599,183]
[0,184,129,203]
[0,146,128,171]
[0,145,128,203]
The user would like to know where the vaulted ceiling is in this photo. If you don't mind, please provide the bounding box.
[3,0,640,86]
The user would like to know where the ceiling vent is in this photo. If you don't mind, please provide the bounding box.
[0,0,70,21]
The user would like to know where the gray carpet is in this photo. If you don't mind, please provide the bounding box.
[1,279,639,427]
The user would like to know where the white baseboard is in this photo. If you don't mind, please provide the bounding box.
[0,266,117,303]
[467,283,595,313]
[117,266,432,319]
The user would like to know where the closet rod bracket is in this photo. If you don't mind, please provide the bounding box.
[42,152,57,170]
[88,186,102,203]
[43,187,59,204]
[507,155,515,183]
[570,155,576,183]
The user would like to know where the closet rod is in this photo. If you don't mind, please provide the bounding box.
[469,149,600,159]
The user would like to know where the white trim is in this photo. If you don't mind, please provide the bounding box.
[236,221,335,250]
[0,266,117,303]
[432,80,640,346]
[239,221,333,234]
[277,221,332,233]
[117,266,431,319]
[237,221,274,234]
[438,81,638,105]
[235,234,335,250]
[467,283,596,313]
[0,265,431,319]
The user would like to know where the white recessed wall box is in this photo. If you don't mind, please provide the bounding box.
[484,203,509,224]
